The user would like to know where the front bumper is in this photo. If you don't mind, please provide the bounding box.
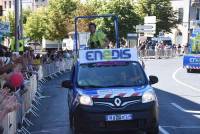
[73,101,159,133]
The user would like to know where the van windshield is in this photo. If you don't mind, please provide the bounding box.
[77,61,147,88]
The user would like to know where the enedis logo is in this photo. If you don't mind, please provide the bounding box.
[86,49,131,61]
[189,58,200,63]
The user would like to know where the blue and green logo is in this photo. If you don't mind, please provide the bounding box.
[86,49,131,61]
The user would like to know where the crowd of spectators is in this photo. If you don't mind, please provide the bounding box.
[0,45,67,133]
[138,40,189,58]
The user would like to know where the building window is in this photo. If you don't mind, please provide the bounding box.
[9,1,11,8]
[196,8,200,20]
[4,1,7,9]
[178,8,184,22]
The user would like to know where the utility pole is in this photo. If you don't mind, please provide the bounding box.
[20,0,23,40]
[15,0,19,51]
[187,0,192,46]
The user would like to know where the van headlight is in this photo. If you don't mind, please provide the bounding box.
[79,95,93,106]
[142,91,157,103]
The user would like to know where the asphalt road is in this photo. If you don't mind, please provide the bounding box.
[29,57,200,134]
[144,57,200,134]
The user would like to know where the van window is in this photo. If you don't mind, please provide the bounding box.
[77,61,147,88]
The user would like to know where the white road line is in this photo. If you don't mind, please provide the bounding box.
[186,110,200,114]
[193,114,200,119]
[172,67,200,93]
[159,126,170,134]
[161,125,200,129]
[171,103,200,114]
[171,103,186,112]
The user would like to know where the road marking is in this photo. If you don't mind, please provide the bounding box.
[172,67,200,93]
[171,103,185,112]
[159,126,170,134]
[193,114,200,119]
[161,125,200,129]
[171,103,200,114]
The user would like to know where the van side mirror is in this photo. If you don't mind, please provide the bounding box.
[62,80,73,89]
[149,75,158,85]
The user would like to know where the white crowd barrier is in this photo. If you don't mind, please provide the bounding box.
[139,48,182,59]
[1,57,73,134]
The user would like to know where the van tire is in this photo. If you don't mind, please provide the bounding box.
[146,125,159,134]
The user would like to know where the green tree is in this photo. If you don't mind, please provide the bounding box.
[23,9,32,24]
[136,0,178,34]
[7,11,15,36]
[95,0,141,42]
[45,0,76,40]
[24,8,47,42]
[6,9,32,37]
[74,0,98,32]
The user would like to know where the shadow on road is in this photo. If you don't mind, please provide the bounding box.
[189,70,200,73]
[154,87,200,134]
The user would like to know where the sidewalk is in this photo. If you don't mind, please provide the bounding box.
[29,73,71,134]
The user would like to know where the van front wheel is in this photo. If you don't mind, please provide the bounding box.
[146,126,159,134]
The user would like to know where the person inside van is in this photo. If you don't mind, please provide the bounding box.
[87,23,109,49]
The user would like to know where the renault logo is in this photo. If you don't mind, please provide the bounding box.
[114,98,122,107]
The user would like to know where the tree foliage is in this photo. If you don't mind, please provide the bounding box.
[7,12,15,36]
[24,8,47,42]
[45,0,76,40]
[23,0,179,42]
[95,0,141,42]
[136,0,178,34]
[23,9,32,24]
[74,0,98,32]
[6,9,32,37]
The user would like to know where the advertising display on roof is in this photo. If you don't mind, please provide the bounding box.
[79,48,138,64]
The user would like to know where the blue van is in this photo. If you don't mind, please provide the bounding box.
[62,48,159,134]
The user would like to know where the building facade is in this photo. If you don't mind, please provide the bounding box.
[2,0,48,15]
[169,0,200,46]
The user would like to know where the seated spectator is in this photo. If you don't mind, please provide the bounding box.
[0,88,20,134]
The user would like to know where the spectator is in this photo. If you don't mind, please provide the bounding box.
[0,89,20,134]
[172,44,177,57]
[177,44,182,56]
[87,22,109,49]
[183,44,189,54]
[33,54,41,71]
[0,50,22,134]
[139,42,146,57]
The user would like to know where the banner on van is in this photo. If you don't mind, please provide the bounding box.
[79,48,138,64]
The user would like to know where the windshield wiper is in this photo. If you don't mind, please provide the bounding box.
[106,85,134,87]
[79,85,107,88]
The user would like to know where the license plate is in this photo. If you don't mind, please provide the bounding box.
[105,114,133,122]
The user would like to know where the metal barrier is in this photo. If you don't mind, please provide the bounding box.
[139,48,178,59]
[1,57,73,134]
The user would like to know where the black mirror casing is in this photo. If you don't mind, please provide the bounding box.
[62,80,73,89]
[149,75,158,85]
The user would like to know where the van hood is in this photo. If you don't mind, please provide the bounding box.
[76,85,152,99]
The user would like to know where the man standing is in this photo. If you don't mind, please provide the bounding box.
[87,23,109,49]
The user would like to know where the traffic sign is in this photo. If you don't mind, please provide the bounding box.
[137,29,156,33]
[136,25,153,30]
[0,22,10,34]
[136,24,156,33]
[127,33,137,39]
[145,16,156,24]
[145,33,155,37]
[127,33,137,37]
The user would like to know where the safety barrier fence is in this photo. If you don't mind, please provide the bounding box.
[139,48,185,59]
[1,58,73,134]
